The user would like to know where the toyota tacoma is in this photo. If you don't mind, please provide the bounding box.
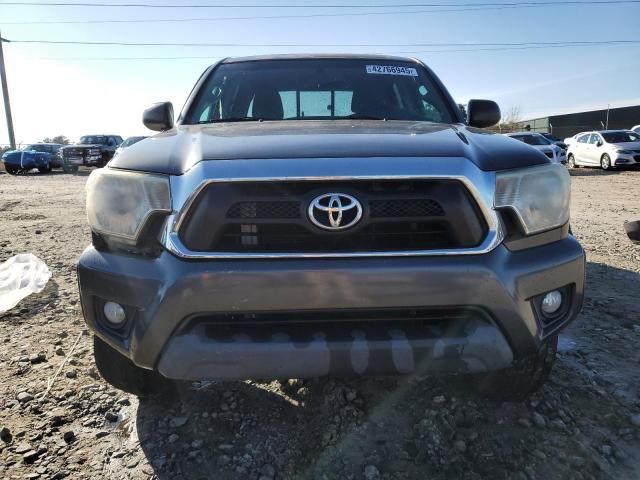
[78,55,585,399]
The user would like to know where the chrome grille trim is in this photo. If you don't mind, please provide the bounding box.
[162,159,504,259]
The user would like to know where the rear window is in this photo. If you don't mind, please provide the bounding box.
[185,59,456,124]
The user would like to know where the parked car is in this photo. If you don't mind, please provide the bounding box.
[631,125,640,134]
[566,130,640,170]
[113,136,147,157]
[1,143,62,175]
[563,133,585,147]
[60,134,123,173]
[505,132,566,164]
[624,220,640,244]
[78,54,584,401]
[540,132,567,150]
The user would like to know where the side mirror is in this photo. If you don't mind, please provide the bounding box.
[624,220,640,244]
[596,141,603,147]
[467,99,501,128]
[143,102,174,132]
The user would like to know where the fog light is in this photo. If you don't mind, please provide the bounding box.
[103,301,126,325]
[541,291,563,315]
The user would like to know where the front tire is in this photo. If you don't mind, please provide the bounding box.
[567,154,577,169]
[62,162,79,174]
[601,154,612,171]
[5,164,19,175]
[472,335,558,402]
[93,336,167,397]
[38,164,52,174]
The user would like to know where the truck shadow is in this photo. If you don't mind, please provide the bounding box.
[134,261,640,480]
[569,167,639,177]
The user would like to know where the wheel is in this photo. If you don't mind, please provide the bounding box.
[99,153,111,168]
[5,164,19,175]
[38,164,52,174]
[601,154,612,171]
[93,336,167,397]
[567,154,577,169]
[62,162,79,174]
[472,335,557,402]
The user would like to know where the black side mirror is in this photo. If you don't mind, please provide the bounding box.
[143,102,174,132]
[467,99,501,128]
[624,220,640,244]
[597,141,603,147]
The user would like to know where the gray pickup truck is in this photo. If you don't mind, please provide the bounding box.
[78,54,585,399]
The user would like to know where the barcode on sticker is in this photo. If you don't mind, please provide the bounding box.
[366,65,418,76]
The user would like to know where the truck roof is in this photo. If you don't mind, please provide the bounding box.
[220,53,420,64]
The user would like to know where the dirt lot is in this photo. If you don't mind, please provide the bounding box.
[1,167,639,480]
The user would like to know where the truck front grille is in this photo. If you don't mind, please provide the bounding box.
[178,180,487,254]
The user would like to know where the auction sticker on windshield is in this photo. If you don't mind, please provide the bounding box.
[366,65,418,76]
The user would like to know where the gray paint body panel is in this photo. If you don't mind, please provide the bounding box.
[78,236,585,378]
[110,121,549,175]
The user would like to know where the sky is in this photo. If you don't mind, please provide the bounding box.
[0,0,639,146]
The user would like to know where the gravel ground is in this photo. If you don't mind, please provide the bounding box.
[0,167,639,480]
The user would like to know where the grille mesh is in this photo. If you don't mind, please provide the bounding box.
[370,199,444,218]
[227,202,301,219]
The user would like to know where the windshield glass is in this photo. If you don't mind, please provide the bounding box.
[512,134,551,146]
[80,136,107,145]
[185,59,456,124]
[24,144,48,152]
[121,136,145,148]
[542,133,560,142]
[601,131,640,143]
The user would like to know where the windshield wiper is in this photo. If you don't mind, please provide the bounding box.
[196,117,262,124]
[343,114,387,121]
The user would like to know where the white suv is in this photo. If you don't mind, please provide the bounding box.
[566,130,640,170]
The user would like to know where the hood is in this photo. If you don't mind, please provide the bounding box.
[62,144,102,150]
[109,120,550,175]
[609,141,640,150]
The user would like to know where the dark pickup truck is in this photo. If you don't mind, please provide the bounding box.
[60,135,123,173]
[78,54,585,400]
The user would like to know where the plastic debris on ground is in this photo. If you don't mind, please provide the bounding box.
[0,254,52,313]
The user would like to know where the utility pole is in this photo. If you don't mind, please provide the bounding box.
[0,33,16,150]
[605,104,610,130]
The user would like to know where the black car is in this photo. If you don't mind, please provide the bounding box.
[60,135,123,173]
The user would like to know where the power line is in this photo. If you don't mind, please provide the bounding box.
[3,0,640,8]
[0,6,543,25]
[25,42,640,62]
[7,38,640,47]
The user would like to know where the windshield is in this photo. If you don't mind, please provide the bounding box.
[542,133,560,142]
[601,131,640,143]
[121,136,146,148]
[512,134,551,146]
[80,136,107,145]
[185,59,456,124]
[24,144,49,152]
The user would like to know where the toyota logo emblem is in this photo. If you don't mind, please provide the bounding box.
[308,193,363,231]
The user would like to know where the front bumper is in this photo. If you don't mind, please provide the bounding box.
[612,153,640,166]
[78,236,585,380]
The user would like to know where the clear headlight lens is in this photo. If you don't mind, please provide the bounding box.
[616,149,632,155]
[86,168,171,243]
[495,164,570,235]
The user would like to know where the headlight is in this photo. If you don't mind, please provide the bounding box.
[89,148,101,155]
[616,149,632,155]
[495,164,570,235]
[86,168,171,244]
